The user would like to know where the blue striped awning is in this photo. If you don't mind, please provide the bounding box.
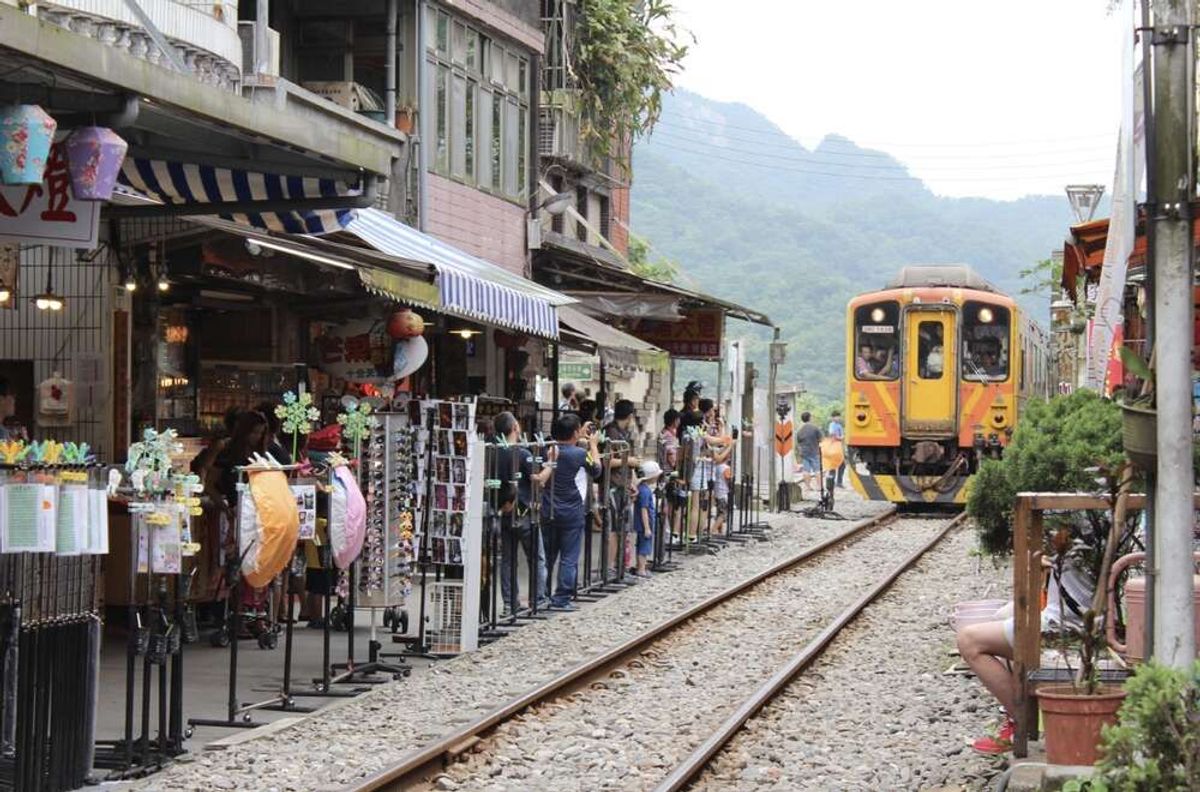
[341,208,572,339]
[118,158,359,234]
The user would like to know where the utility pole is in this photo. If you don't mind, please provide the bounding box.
[767,329,786,512]
[1148,0,1195,668]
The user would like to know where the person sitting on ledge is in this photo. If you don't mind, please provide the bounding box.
[956,552,1094,755]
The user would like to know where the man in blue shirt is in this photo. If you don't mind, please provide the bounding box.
[539,413,602,610]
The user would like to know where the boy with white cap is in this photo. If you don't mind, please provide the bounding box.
[634,461,663,578]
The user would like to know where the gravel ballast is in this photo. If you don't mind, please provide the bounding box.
[416,517,949,792]
[133,499,891,791]
[692,525,1011,791]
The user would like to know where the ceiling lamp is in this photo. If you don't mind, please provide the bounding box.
[32,265,63,311]
[0,281,10,304]
[454,328,480,339]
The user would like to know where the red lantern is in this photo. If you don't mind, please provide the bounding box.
[387,310,425,339]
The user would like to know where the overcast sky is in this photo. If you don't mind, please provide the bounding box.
[666,0,1125,201]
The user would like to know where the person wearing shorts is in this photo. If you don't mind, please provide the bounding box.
[956,558,1094,755]
[795,412,822,497]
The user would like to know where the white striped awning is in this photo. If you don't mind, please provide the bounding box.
[118,157,359,234]
[341,208,572,339]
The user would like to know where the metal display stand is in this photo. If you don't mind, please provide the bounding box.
[330,414,411,683]
[188,464,305,730]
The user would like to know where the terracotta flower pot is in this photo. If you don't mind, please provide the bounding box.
[64,126,128,200]
[0,104,57,185]
[1037,684,1127,766]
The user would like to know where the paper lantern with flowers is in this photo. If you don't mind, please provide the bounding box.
[275,390,320,462]
[65,126,128,200]
[0,104,57,185]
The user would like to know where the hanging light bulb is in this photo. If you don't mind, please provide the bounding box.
[157,274,170,292]
[32,258,64,312]
[0,282,10,304]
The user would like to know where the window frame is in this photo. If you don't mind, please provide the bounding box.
[961,301,1011,382]
[852,301,900,382]
[426,8,529,203]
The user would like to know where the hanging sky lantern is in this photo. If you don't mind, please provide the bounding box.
[0,104,57,185]
[64,126,128,200]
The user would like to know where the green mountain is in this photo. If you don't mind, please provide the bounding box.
[631,89,1077,401]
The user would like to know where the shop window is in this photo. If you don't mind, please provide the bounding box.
[962,301,1010,381]
[853,301,899,381]
[427,9,528,202]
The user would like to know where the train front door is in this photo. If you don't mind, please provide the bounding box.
[901,308,957,436]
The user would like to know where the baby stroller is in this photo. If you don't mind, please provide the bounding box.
[208,532,282,650]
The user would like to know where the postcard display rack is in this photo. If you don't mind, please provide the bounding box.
[0,461,110,792]
[392,399,483,657]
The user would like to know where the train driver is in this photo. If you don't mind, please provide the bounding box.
[973,339,1004,378]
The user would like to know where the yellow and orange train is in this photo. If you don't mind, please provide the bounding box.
[844,266,1050,505]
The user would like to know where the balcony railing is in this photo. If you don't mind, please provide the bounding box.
[35,0,243,89]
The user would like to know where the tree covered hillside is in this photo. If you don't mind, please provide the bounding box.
[631,90,1077,400]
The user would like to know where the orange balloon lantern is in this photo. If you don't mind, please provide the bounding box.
[387,310,425,339]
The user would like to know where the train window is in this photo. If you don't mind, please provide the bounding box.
[853,301,899,381]
[917,321,944,379]
[962,301,1010,381]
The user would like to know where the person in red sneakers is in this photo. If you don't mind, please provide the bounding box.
[956,552,1095,754]
[956,613,1018,754]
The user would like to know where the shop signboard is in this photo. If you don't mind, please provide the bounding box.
[0,144,101,248]
[313,318,428,383]
[629,309,723,361]
[558,362,593,382]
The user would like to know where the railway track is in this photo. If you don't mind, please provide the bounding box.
[341,507,966,792]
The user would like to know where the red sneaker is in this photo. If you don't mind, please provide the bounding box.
[971,719,1015,755]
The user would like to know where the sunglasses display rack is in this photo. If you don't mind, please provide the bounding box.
[0,463,109,792]
[330,414,412,682]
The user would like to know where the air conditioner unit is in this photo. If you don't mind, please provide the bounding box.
[539,104,582,163]
[238,21,280,78]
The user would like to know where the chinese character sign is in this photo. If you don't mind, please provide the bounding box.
[0,143,100,248]
[313,319,395,382]
[629,310,724,361]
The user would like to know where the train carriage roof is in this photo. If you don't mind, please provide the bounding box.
[884,265,999,293]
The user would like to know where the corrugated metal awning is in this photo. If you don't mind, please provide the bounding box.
[558,305,668,371]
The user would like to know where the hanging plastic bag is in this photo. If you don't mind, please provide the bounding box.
[329,465,366,569]
[240,470,300,588]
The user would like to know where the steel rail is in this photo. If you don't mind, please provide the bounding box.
[653,511,968,792]
[343,505,899,792]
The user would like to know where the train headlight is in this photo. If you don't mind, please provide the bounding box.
[978,307,994,324]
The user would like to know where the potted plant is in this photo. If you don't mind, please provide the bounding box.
[1036,462,1135,767]
[1116,346,1156,470]
[394,101,416,134]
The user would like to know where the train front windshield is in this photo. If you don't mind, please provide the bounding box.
[853,301,900,381]
[962,301,1010,381]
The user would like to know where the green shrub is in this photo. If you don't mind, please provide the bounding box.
[1097,661,1200,791]
[966,390,1124,556]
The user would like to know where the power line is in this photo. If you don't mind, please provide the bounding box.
[647,120,1117,162]
[643,129,1114,173]
[654,109,1118,149]
[642,138,1111,184]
